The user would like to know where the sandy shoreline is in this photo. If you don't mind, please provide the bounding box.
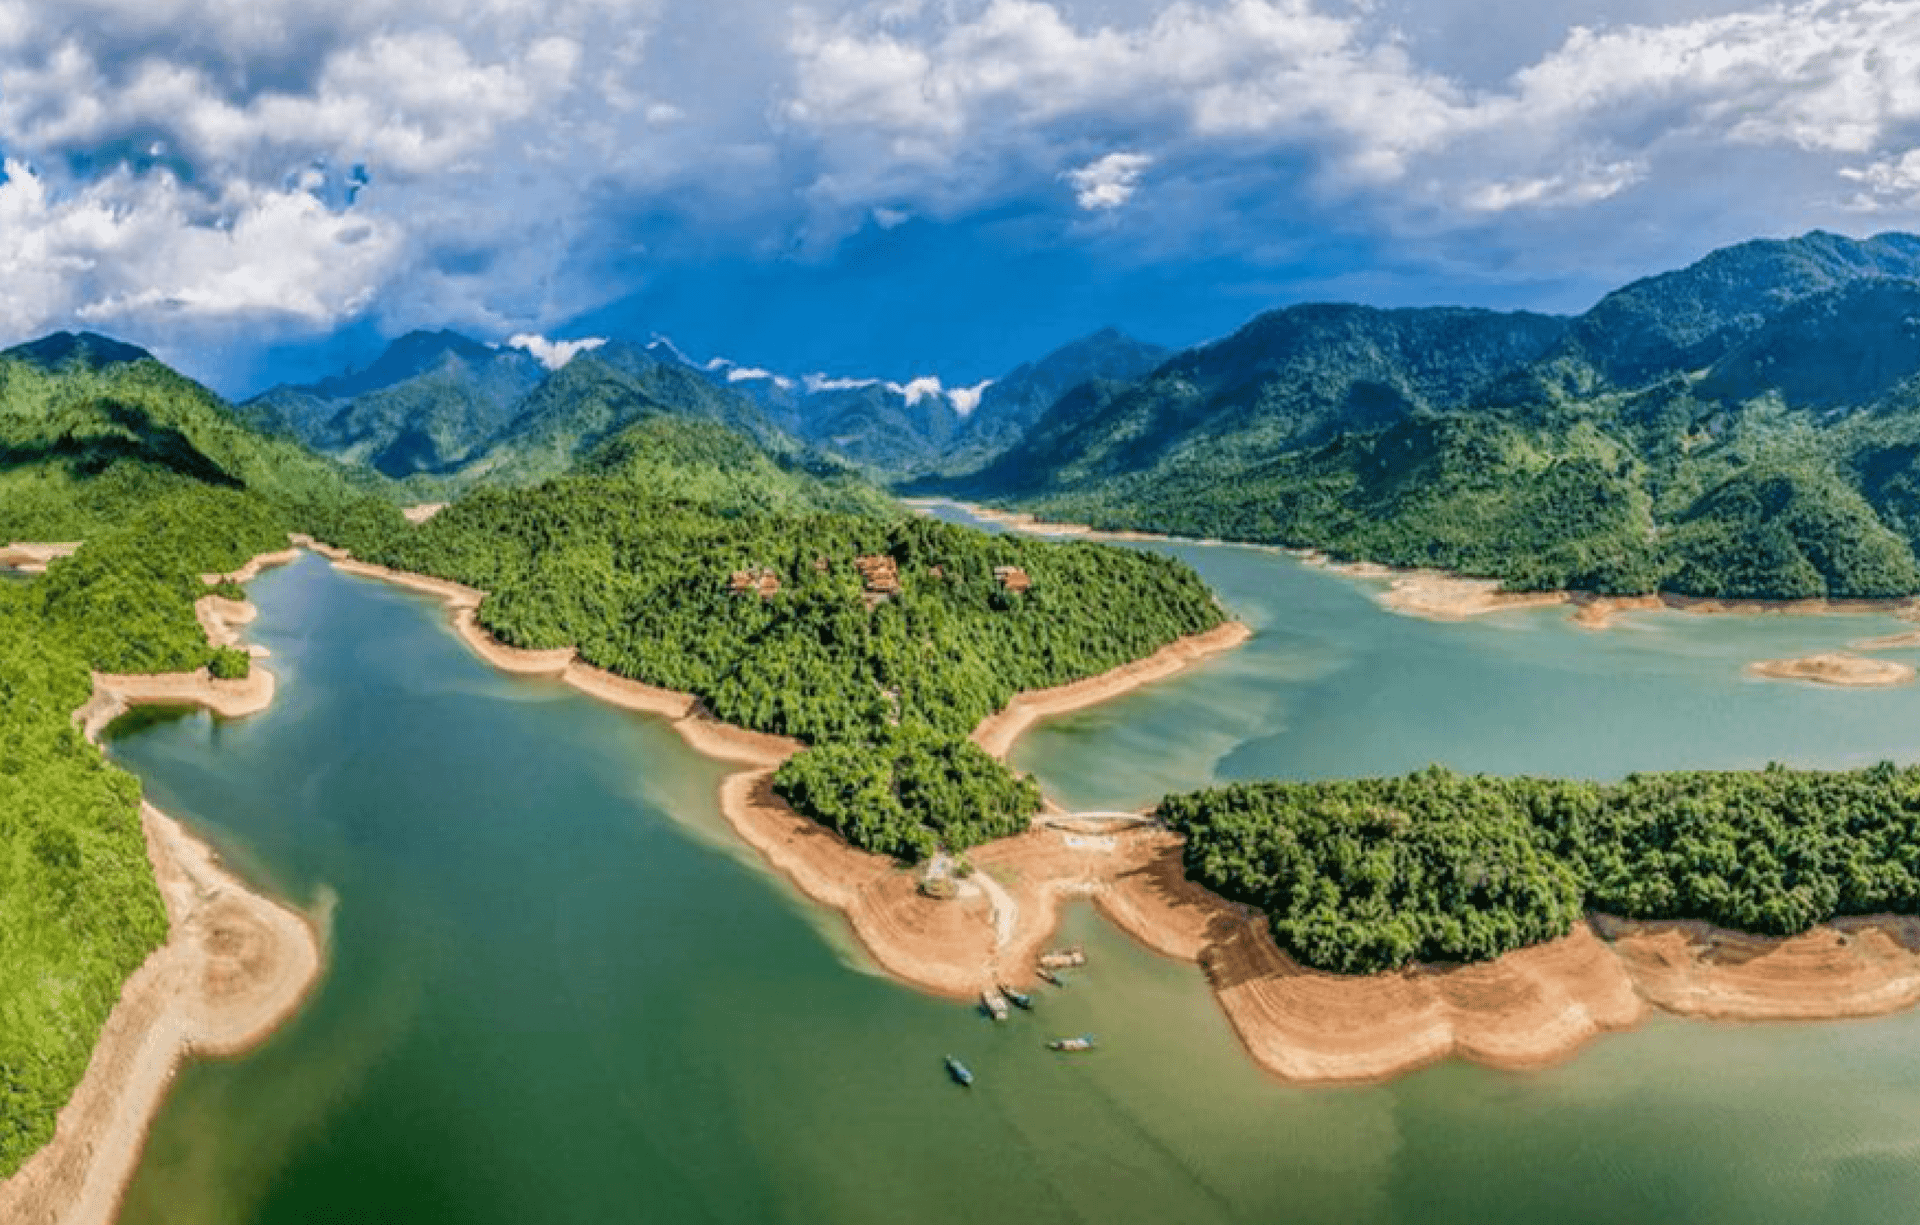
[919,500,1920,636]
[971,622,1253,759]
[0,546,321,1225]
[0,541,82,573]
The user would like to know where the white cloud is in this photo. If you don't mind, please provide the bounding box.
[711,358,797,389]
[781,0,1920,227]
[947,379,992,416]
[1843,150,1920,210]
[1464,160,1644,213]
[506,333,607,369]
[0,0,653,363]
[0,158,402,336]
[1066,152,1152,210]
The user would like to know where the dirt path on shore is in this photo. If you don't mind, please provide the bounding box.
[0,545,321,1225]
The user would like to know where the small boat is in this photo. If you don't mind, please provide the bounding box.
[945,1055,974,1086]
[1038,945,1087,970]
[999,984,1034,1010]
[1048,1035,1097,1053]
[1035,967,1066,987]
[980,989,1010,1022]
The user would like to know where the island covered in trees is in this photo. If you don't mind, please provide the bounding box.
[1162,764,1920,974]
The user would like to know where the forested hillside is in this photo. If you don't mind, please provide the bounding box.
[943,231,1920,601]
[312,439,1225,859]
[1163,763,1920,975]
[457,343,787,487]
[243,332,795,491]
[0,339,391,1175]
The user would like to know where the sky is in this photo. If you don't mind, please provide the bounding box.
[5,0,1920,395]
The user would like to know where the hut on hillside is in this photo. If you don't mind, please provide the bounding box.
[727,567,782,599]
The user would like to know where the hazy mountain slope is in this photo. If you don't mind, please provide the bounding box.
[951,327,1170,463]
[242,331,545,478]
[451,342,787,488]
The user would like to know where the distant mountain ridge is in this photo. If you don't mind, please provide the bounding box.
[248,324,1172,482]
[939,229,1920,601]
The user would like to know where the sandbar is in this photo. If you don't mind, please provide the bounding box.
[1746,652,1916,688]
[0,546,323,1225]
[0,541,82,573]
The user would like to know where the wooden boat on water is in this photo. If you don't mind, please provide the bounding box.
[980,989,1011,1021]
[1048,1035,1097,1053]
[999,984,1033,1010]
[1038,946,1087,970]
[945,1055,974,1086]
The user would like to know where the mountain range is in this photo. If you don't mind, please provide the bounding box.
[929,230,1920,600]
[22,227,1920,602]
[242,324,1170,486]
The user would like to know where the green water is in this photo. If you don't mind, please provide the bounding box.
[107,533,1920,1225]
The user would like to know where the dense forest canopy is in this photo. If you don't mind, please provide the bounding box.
[1162,763,1920,975]
[312,444,1226,859]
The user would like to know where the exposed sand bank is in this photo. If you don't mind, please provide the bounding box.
[1747,652,1917,688]
[202,548,301,587]
[1852,627,1920,651]
[402,503,448,525]
[1372,572,1571,622]
[971,621,1253,759]
[997,830,1644,1081]
[1595,914,1920,1020]
[77,666,279,740]
[0,550,323,1225]
[0,541,82,572]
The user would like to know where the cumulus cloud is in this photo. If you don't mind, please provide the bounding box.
[0,0,650,373]
[506,333,608,369]
[781,0,1920,229]
[1066,153,1153,211]
[0,158,402,336]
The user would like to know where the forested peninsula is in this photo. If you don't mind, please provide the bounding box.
[303,426,1228,860]
[1163,764,1920,975]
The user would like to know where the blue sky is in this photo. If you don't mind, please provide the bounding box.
[4,0,1920,395]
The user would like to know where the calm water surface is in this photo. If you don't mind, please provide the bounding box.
[109,523,1920,1225]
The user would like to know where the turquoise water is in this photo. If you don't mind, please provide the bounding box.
[105,529,1920,1225]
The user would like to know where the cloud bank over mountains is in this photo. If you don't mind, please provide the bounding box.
[3,0,1919,388]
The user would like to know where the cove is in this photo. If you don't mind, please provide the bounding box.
[106,539,1920,1225]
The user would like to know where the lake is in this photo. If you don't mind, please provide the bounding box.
[107,522,1920,1225]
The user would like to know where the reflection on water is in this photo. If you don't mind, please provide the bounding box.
[107,544,1920,1225]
